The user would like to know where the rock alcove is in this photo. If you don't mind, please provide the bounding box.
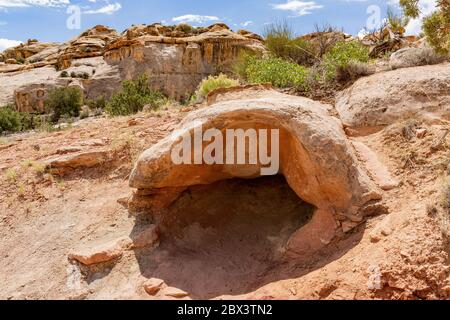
[128,90,383,263]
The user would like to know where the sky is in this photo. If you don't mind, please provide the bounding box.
[0,0,438,51]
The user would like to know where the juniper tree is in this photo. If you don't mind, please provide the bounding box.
[399,0,449,54]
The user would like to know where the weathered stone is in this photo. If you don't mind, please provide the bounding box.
[143,278,165,295]
[104,25,266,100]
[390,46,449,70]
[68,237,132,266]
[336,63,450,135]
[129,90,383,256]
[131,225,159,249]
[163,287,189,298]
[352,141,399,191]
[44,150,111,174]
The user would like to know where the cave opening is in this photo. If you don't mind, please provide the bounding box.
[136,175,316,298]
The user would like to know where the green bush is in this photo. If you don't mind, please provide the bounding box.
[192,74,239,101]
[87,95,107,110]
[105,74,166,116]
[175,23,194,33]
[321,41,370,80]
[400,0,449,54]
[244,55,309,90]
[46,87,83,123]
[263,21,315,66]
[0,106,21,134]
[423,11,450,55]
[60,71,69,78]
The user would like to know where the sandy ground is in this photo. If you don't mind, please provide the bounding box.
[0,108,449,300]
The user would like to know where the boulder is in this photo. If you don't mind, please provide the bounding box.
[390,46,449,70]
[129,90,383,256]
[143,278,165,296]
[336,63,450,135]
[69,237,132,266]
[44,150,112,175]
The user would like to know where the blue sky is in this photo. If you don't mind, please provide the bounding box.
[0,0,438,51]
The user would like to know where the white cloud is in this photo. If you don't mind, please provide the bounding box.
[0,0,70,9]
[241,20,253,27]
[84,2,121,15]
[272,1,323,16]
[172,14,219,24]
[0,38,22,52]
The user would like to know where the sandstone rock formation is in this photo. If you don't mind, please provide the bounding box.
[104,23,266,100]
[0,23,264,110]
[129,89,383,257]
[336,63,450,135]
[0,39,59,64]
[57,25,119,70]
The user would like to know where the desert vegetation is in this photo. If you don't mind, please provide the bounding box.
[191,74,240,102]
[105,74,167,116]
[400,0,449,54]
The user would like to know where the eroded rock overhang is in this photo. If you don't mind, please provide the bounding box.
[128,90,383,256]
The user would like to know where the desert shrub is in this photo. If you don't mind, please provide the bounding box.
[175,23,194,33]
[335,60,374,82]
[423,11,450,55]
[87,95,107,110]
[386,8,410,34]
[400,0,449,54]
[70,72,77,78]
[244,55,309,90]
[60,71,69,78]
[46,87,83,123]
[0,106,22,134]
[263,21,315,66]
[321,41,370,80]
[192,74,239,101]
[16,57,26,65]
[18,112,41,131]
[310,23,344,58]
[105,74,166,116]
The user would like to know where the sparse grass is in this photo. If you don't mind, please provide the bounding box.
[4,168,17,182]
[263,21,316,66]
[21,159,45,174]
[17,183,25,197]
[191,74,239,102]
[441,176,450,212]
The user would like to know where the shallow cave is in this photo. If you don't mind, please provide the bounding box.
[135,175,316,299]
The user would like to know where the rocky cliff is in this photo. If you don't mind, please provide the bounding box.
[0,23,265,111]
